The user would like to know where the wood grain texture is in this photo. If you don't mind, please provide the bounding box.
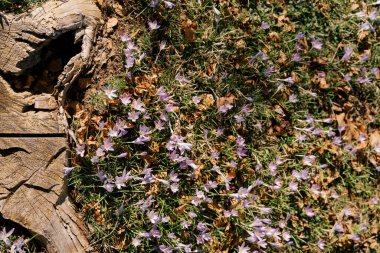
[0,76,63,133]
[0,0,101,75]
[0,0,102,252]
[0,138,89,253]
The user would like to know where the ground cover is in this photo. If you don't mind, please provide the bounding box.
[1,0,380,252]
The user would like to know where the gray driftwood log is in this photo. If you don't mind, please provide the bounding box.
[0,0,101,252]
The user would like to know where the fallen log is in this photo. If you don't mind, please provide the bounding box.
[0,0,102,252]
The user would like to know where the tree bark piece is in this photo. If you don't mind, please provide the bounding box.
[0,0,102,252]
[0,76,63,133]
[0,0,101,75]
[0,138,89,253]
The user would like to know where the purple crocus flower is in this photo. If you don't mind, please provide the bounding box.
[316,239,325,250]
[150,226,162,238]
[288,181,298,192]
[96,147,105,157]
[261,21,270,30]
[333,136,342,146]
[292,53,301,62]
[63,167,74,177]
[180,220,191,229]
[131,237,141,247]
[159,40,167,50]
[311,38,323,50]
[175,73,191,83]
[289,94,298,103]
[264,66,275,77]
[157,87,171,102]
[149,0,160,8]
[296,32,305,40]
[75,144,86,157]
[237,242,250,253]
[304,206,315,217]
[147,210,161,224]
[148,20,160,30]
[159,245,173,253]
[237,148,248,159]
[341,47,354,61]
[132,98,145,112]
[128,111,140,122]
[115,169,131,189]
[218,103,233,113]
[102,138,114,152]
[303,155,316,166]
[120,32,130,42]
[0,228,14,245]
[102,85,118,99]
[192,96,201,104]
[119,93,131,105]
[164,1,175,9]
[332,223,344,233]
[103,180,115,192]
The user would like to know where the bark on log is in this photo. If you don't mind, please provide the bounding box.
[0,0,102,252]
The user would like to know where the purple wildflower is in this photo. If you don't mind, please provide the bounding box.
[316,239,325,250]
[296,32,305,40]
[288,181,298,192]
[119,93,131,105]
[181,220,191,229]
[128,111,140,122]
[175,73,191,83]
[164,1,175,9]
[115,169,131,189]
[75,144,85,157]
[159,245,173,253]
[311,38,323,50]
[292,53,301,62]
[218,103,233,113]
[261,21,270,30]
[147,210,161,224]
[103,180,115,192]
[303,155,316,166]
[0,227,14,245]
[192,96,201,104]
[150,226,162,238]
[63,167,74,177]
[333,223,344,233]
[237,148,248,159]
[96,147,105,157]
[102,86,118,99]
[333,136,342,146]
[148,20,160,30]
[304,206,315,217]
[125,57,135,69]
[237,242,250,253]
[102,138,114,152]
[159,40,167,50]
[264,66,275,77]
[341,47,354,61]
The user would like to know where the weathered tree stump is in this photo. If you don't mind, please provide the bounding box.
[0,0,101,252]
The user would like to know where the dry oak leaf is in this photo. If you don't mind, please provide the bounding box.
[106,17,118,33]
[369,130,380,148]
[198,94,215,111]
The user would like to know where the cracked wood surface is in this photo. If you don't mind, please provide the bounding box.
[0,0,102,252]
[0,0,101,75]
[0,138,89,252]
[0,76,64,133]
